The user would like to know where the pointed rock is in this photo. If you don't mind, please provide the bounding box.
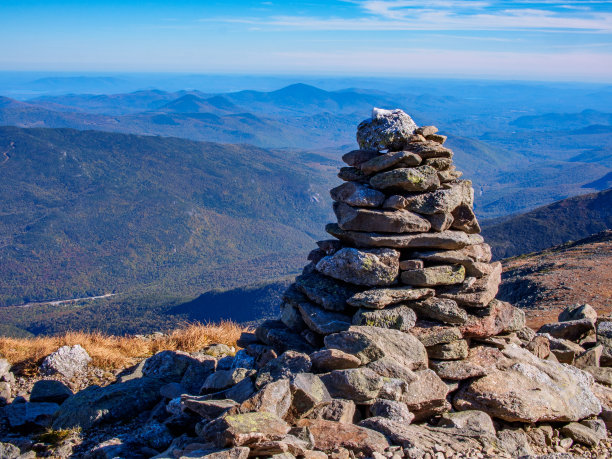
[356,108,418,151]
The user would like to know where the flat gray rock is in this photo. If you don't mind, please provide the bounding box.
[370,166,440,193]
[437,261,502,307]
[384,180,472,215]
[327,223,484,250]
[341,149,379,166]
[453,345,602,423]
[359,150,421,175]
[320,367,383,403]
[347,286,434,309]
[334,202,430,233]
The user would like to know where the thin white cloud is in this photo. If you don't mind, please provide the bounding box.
[208,10,612,32]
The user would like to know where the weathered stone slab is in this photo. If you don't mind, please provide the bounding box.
[200,412,291,447]
[347,286,434,309]
[400,370,451,421]
[404,140,454,159]
[460,299,517,338]
[410,321,463,347]
[310,349,361,372]
[538,318,595,341]
[384,181,472,215]
[327,223,484,250]
[338,166,368,183]
[334,202,431,233]
[316,247,399,287]
[255,320,314,354]
[370,166,440,193]
[427,339,469,360]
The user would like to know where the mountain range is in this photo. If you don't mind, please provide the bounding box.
[1,83,612,219]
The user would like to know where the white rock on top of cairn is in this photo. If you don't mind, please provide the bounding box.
[252,108,602,427]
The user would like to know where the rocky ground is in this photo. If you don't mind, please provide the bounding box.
[500,231,612,329]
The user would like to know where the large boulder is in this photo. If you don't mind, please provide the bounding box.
[324,326,428,370]
[316,247,399,286]
[41,345,91,379]
[238,379,291,418]
[453,345,601,422]
[356,108,418,151]
[334,202,431,233]
[53,377,163,430]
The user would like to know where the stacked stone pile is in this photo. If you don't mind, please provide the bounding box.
[256,108,535,410]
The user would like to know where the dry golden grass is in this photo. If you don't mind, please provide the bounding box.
[0,321,247,376]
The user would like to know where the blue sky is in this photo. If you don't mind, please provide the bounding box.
[1,0,611,81]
